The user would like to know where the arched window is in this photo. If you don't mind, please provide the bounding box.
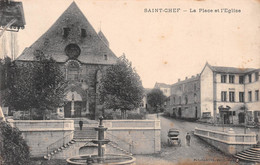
[67,60,80,81]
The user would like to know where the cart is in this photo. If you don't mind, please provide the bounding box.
[167,128,181,146]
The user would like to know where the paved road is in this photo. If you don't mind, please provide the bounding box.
[136,115,243,165]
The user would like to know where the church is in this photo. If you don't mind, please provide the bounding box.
[15,2,118,119]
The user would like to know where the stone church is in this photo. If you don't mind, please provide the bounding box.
[16,2,118,119]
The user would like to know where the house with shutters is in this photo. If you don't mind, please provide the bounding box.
[200,63,260,124]
[166,62,260,125]
[15,2,118,119]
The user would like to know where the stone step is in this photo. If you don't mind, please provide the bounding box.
[43,140,77,160]
[237,151,260,158]
[243,149,260,155]
[235,154,260,162]
[235,146,260,163]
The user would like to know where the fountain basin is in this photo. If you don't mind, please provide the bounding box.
[66,154,136,165]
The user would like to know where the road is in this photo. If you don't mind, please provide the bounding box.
[136,115,244,165]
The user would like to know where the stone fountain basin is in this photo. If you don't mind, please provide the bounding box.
[66,154,136,165]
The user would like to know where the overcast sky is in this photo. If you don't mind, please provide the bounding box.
[14,0,260,88]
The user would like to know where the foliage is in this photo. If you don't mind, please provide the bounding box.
[0,121,30,165]
[0,56,12,91]
[127,113,145,119]
[5,55,67,119]
[99,55,144,119]
[147,88,166,113]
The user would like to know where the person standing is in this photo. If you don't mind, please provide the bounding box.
[186,132,191,146]
[79,120,83,130]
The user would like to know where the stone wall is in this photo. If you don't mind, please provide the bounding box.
[194,127,257,155]
[7,119,74,157]
[103,120,161,154]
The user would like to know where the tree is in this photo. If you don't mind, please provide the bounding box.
[0,121,30,165]
[147,88,166,113]
[6,55,67,119]
[99,55,144,119]
[0,56,12,91]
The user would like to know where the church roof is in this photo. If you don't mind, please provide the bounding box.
[16,2,117,65]
[98,30,109,47]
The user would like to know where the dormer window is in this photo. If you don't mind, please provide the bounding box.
[81,29,86,37]
[104,54,108,60]
[63,27,70,37]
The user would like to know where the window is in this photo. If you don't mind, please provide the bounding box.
[185,96,188,104]
[179,96,181,104]
[202,112,211,118]
[194,83,197,91]
[63,27,70,37]
[229,111,236,116]
[221,75,227,83]
[194,93,197,103]
[255,72,259,81]
[104,54,108,60]
[229,75,235,83]
[67,61,80,81]
[248,91,252,102]
[255,90,259,101]
[173,97,175,104]
[221,91,227,102]
[239,92,244,102]
[229,92,235,102]
[248,74,252,83]
[81,29,86,37]
[239,76,244,84]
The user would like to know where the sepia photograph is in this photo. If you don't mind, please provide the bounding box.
[0,0,259,164]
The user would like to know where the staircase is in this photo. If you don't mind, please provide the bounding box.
[234,143,260,162]
[73,127,97,140]
[108,141,133,156]
[44,139,76,160]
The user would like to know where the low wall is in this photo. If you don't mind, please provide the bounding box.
[7,119,74,157]
[103,120,161,154]
[194,127,257,155]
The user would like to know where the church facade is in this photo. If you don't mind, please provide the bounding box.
[15,2,118,119]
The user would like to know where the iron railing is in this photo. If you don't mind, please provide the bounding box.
[106,131,133,154]
[46,131,74,155]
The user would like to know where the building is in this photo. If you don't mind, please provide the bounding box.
[15,2,118,119]
[200,63,260,124]
[154,82,171,97]
[166,62,260,124]
[166,75,200,120]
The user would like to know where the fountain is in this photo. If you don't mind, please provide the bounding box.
[66,116,136,165]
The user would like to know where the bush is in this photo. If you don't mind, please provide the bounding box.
[127,113,145,119]
[0,121,30,165]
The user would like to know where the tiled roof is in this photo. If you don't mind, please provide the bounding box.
[211,66,256,74]
[172,75,199,86]
[16,2,117,65]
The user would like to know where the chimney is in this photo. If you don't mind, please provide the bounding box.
[197,74,199,77]
[185,77,188,80]
[178,79,180,82]
[192,75,194,78]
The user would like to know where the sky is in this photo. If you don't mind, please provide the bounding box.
[6,0,260,88]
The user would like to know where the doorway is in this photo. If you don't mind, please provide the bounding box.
[238,112,245,123]
[195,107,198,119]
[178,108,182,117]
